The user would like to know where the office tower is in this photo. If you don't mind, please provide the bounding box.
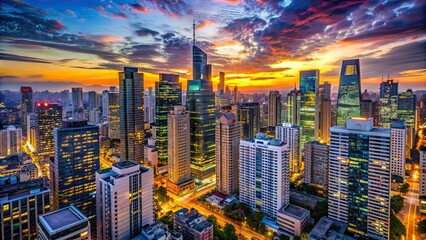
[119,67,144,164]
[239,133,289,220]
[379,78,398,98]
[192,21,208,81]
[88,91,100,124]
[108,92,120,139]
[233,85,238,104]
[398,89,417,156]
[34,103,62,160]
[361,99,380,126]
[186,79,216,180]
[286,86,301,125]
[20,86,33,137]
[206,64,212,81]
[51,120,99,235]
[216,113,241,195]
[336,59,361,126]
[218,71,225,94]
[0,125,22,157]
[0,178,50,240]
[379,79,398,127]
[145,87,155,123]
[390,120,406,178]
[299,70,319,146]
[38,206,90,240]
[329,118,391,239]
[101,90,109,119]
[26,113,37,149]
[318,82,331,143]
[420,146,426,197]
[174,208,214,240]
[155,74,182,166]
[237,102,260,139]
[167,106,194,195]
[276,123,300,173]
[96,161,154,239]
[268,91,282,129]
[72,87,84,119]
[60,89,70,106]
[303,141,329,190]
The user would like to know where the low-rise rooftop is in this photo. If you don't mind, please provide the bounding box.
[39,206,88,233]
[278,204,310,220]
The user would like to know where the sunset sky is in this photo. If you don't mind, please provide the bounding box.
[0,0,425,93]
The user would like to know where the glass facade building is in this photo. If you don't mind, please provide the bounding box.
[186,79,216,180]
[398,89,417,155]
[299,70,319,147]
[237,103,260,139]
[193,46,208,80]
[119,67,144,164]
[379,79,399,127]
[155,74,182,166]
[336,59,361,126]
[34,103,62,160]
[286,87,301,126]
[51,120,99,237]
[20,86,33,138]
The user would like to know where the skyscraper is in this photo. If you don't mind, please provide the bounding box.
[239,133,289,220]
[361,99,380,126]
[390,120,406,178]
[72,87,84,119]
[119,67,144,164]
[0,125,22,157]
[233,85,238,104]
[145,87,155,123]
[20,86,33,137]
[34,103,62,160]
[218,71,225,94]
[300,70,319,148]
[336,59,361,126]
[102,89,109,119]
[329,118,391,239]
[192,43,208,80]
[88,91,100,124]
[96,161,154,239]
[286,86,301,126]
[268,90,282,129]
[397,89,417,156]
[155,74,182,166]
[379,79,398,98]
[108,92,120,139]
[318,82,331,143]
[216,113,241,195]
[206,64,212,81]
[167,106,194,195]
[303,141,329,190]
[237,102,260,139]
[379,79,399,128]
[276,123,301,173]
[51,120,99,235]
[186,79,216,180]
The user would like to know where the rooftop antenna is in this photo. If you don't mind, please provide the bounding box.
[193,19,196,46]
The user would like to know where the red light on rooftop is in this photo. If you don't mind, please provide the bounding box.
[37,103,41,106]
[44,103,48,107]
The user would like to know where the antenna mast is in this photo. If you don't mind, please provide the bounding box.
[193,19,195,46]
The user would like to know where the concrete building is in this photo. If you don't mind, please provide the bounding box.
[119,67,144,164]
[390,120,406,178]
[38,206,90,240]
[268,91,282,129]
[239,133,289,220]
[276,204,310,237]
[96,161,154,239]
[329,118,391,240]
[167,106,194,195]
[108,91,120,139]
[318,82,331,144]
[308,216,353,240]
[303,141,329,190]
[237,102,260,139]
[173,208,213,240]
[0,178,51,240]
[286,87,301,126]
[0,125,22,158]
[215,113,241,195]
[34,102,62,160]
[0,154,38,182]
[276,123,300,173]
[137,221,183,240]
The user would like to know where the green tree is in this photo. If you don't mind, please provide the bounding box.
[399,183,410,195]
[390,195,404,214]
[155,186,169,202]
[223,224,238,240]
[300,232,309,240]
[159,211,174,230]
[207,215,217,227]
[390,212,406,240]
[417,219,426,234]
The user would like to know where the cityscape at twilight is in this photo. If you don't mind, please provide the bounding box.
[0,1,426,240]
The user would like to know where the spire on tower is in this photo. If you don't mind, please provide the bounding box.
[193,19,196,46]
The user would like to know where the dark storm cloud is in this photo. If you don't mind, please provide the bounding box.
[0,53,51,64]
[134,27,160,37]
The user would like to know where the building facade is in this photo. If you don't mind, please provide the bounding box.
[276,123,301,173]
[174,208,213,240]
[299,70,319,146]
[268,91,282,129]
[318,82,331,144]
[108,92,120,139]
[286,87,301,126]
[379,79,398,128]
[119,67,144,164]
[303,141,329,190]
[34,103,62,160]
[237,102,260,139]
[20,86,33,138]
[397,89,417,156]
[390,120,406,178]
[0,125,22,158]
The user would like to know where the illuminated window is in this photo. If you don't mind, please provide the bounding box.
[344,65,357,75]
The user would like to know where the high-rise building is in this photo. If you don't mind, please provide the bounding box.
[206,64,212,81]
[233,85,238,104]
[361,99,380,126]
[96,161,154,239]
[237,102,260,139]
[26,113,37,149]
[174,208,213,240]
[239,133,289,220]
[60,89,70,107]
[20,86,33,137]
[389,120,406,179]
[38,206,90,240]
[186,79,216,180]
[155,74,182,166]
[379,79,398,99]
[397,89,417,156]
[0,125,22,157]
[72,87,84,120]
[145,87,155,123]
[108,92,120,139]
[34,103,62,160]
[192,45,208,80]
[268,91,282,129]
[276,123,300,173]
[102,90,109,119]
[119,67,144,164]
[167,106,194,195]
[336,59,361,126]
[0,178,51,240]
[218,72,225,94]
[88,91,100,124]
[303,141,329,190]
[318,82,331,143]
[379,79,399,128]
[299,70,319,146]
[286,86,301,126]
[329,118,391,239]
[216,113,241,195]
[51,120,99,235]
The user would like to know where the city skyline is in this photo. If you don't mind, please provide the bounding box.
[1,0,425,93]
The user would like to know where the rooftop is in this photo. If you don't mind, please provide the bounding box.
[40,206,87,232]
[278,204,310,220]
[113,160,138,169]
[308,216,350,240]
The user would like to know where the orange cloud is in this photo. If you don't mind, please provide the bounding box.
[90,34,124,43]
[196,20,214,30]
[214,0,242,4]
